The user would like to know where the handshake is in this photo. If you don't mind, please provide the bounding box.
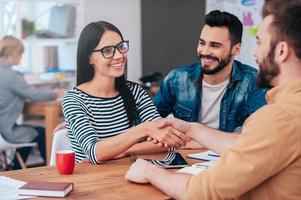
[143,118,200,149]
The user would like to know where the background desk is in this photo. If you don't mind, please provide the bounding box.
[24,101,62,164]
[0,150,202,199]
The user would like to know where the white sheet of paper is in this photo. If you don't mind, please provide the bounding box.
[0,176,35,199]
[176,161,216,175]
[176,166,207,175]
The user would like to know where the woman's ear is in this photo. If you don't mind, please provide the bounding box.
[89,55,94,65]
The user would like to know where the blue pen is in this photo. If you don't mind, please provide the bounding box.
[208,153,220,157]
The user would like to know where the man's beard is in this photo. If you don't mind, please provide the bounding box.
[256,41,280,89]
[199,51,232,75]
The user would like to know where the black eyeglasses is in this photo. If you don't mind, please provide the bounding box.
[93,40,129,59]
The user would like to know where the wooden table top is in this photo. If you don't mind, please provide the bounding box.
[0,150,203,199]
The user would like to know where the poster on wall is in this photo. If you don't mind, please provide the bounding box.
[206,0,264,69]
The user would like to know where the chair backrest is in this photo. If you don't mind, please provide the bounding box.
[0,133,37,168]
[50,128,72,166]
[0,133,37,152]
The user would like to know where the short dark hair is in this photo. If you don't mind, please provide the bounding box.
[205,10,243,45]
[77,21,137,125]
[262,0,301,60]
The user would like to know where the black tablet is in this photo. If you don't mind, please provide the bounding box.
[132,152,188,169]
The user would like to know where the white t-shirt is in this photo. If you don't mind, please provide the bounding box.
[199,78,230,129]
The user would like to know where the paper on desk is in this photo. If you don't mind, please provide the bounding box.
[0,176,35,199]
[187,150,220,161]
[176,161,216,175]
[176,166,206,175]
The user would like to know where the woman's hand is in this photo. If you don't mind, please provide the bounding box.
[113,152,128,160]
[53,121,67,135]
[80,158,91,163]
[143,120,191,148]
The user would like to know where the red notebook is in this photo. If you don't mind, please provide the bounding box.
[18,182,73,197]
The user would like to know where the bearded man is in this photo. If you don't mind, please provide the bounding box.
[152,10,266,151]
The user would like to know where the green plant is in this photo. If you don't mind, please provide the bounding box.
[21,18,36,38]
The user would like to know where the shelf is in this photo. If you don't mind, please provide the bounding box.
[21,0,81,4]
[23,37,78,45]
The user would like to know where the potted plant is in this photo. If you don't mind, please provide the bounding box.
[21,18,36,39]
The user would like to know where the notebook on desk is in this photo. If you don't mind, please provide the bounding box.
[18,181,73,197]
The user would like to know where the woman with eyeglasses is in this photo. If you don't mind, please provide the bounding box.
[62,21,189,164]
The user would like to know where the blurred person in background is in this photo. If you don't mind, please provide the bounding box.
[0,35,64,169]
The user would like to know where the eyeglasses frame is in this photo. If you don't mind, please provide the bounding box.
[93,40,129,59]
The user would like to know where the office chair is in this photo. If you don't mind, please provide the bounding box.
[0,133,37,170]
[50,128,72,166]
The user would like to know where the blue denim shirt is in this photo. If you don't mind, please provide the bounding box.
[153,60,267,132]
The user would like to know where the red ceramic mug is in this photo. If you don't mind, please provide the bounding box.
[56,150,75,175]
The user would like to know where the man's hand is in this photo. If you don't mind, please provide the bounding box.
[144,120,191,148]
[146,118,195,147]
[125,159,156,183]
[158,118,195,136]
[180,140,205,150]
[126,158,191,200]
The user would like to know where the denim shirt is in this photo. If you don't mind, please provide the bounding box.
[153,60,267,132]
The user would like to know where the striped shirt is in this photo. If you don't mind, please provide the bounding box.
[62,82,161,164]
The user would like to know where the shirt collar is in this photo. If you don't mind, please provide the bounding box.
[230,60,243,82]
[0,62,12,68]
[266,78,301,104]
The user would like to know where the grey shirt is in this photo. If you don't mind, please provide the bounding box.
[0,63,57,143]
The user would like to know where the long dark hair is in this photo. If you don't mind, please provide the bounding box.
[76,21,137,125]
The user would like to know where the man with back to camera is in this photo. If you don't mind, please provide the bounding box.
[126,0,301,199]
[152,10,266,152]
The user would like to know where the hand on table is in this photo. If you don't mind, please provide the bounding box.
[125,159,156,183]
[80,158,91,163]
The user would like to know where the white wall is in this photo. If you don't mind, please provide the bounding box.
[206,0,264,69]
[83,0,142,82]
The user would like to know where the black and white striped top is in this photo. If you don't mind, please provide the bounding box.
[62,82,161,164]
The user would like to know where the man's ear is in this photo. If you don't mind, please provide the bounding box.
[275,41,289,63]
[232,43,241,56]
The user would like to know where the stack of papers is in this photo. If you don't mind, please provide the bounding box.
[187,150,220,161]
[176,160,216,175]
[0,176,35,199]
